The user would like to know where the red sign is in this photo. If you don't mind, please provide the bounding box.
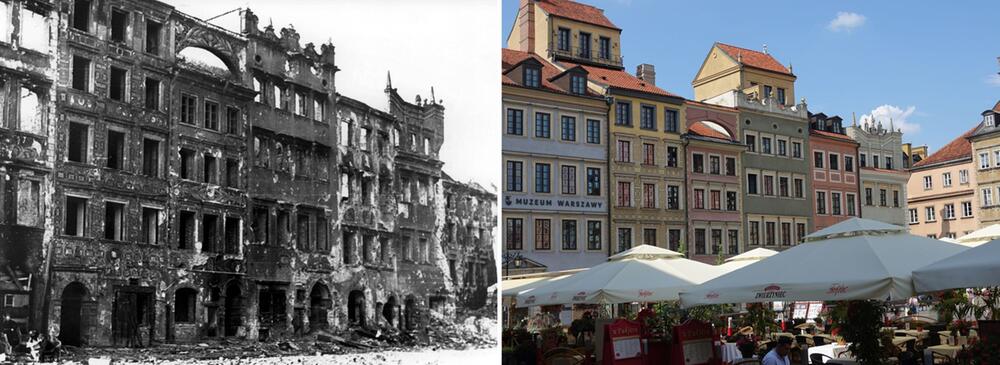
[670,319,721,365]
[602,319,646,365]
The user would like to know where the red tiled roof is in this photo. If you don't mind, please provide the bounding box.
[563,61,679,98]
[715,43,792,76]
[810,129,858,144]
[688,121,734,141]
[535,0,619,30]
[912,127,977,168]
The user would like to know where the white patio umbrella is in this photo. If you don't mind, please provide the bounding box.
[953,224,1000,247]
[501,269,583,298]
[679,218,967,307]
[516,245,722,307]
[913,238,1000,293]
[716,247,778,273]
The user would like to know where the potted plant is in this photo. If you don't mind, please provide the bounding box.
[839,300,888,365]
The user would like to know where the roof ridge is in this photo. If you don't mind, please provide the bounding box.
[911,126,977,168]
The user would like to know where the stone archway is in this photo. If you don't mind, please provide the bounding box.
[59,282,88,346]
[309,283,331,331]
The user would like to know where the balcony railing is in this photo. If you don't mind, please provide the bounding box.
[549,45,623,68]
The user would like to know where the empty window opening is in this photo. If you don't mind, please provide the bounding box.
[277,210,290,246]
[65,196,87,236]
[142,138,160,177]
[104,201,125,241]
[316,218,329,253]
[110,8,127,43]
[67,122,88,163]
[202,214,218,253]
[106,130,125,169]
[174,288,197,323]
[16,179,41,227]
[225,159,238,188]
[252,207,269,244]
[204,101,219,130]
[72,56,90,91]
[224,217,239,254]
[296,214,310,251]
[178,211,195,250]
[144,78,160,109]
[145,20,162,54]
[19,87,43,135]
[109,67,127,101]
[180,94,196,125]
[203,154,217,184]
[72,0,91,32]
[226,107,239,134]
[179,149,195,180]
[343,230,356,265]
[141,207,159,244]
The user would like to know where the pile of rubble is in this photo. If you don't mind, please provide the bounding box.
[54,311,497,363]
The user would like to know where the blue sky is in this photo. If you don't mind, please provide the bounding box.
[502,0,1000,152]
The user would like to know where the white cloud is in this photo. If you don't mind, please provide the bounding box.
[827,12,866,32]
[987,73,1000,87]
[860,105,920,134]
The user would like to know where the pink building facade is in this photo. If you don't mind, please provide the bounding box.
[684,102,744,264]
[809,113,861,231]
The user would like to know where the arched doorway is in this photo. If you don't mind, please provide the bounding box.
[309,283,330,331]
[382,296,397,328]
[404,295,417,331]
[223,282,242,337]
[59,282,87,346]
[348,290,365,327]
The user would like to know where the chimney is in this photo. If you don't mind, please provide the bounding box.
[517,0,536,52]
[636,64,656,85]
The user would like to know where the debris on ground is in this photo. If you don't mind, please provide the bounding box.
[48,312,497,364]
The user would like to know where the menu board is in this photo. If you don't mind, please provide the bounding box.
[613,337,641,359]
[681,339,713,365]
[808,302,824,319]
[792,302,809,319]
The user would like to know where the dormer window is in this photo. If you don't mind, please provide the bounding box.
[524,67,541,88]
[987,113,995,127]
[570,75,586,95]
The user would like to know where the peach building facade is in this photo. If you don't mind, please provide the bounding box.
[907,128,979,239]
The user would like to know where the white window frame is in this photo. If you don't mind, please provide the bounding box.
[908,208,918,224]
[960,169,969,184]
[943,204,956,220]
[925,206,936,222]
[981,152,991,170]
[962,201,973,217]
[942,172,952,187]
[923,175,932,190]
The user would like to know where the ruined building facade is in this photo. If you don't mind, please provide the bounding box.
[0,1,494,347]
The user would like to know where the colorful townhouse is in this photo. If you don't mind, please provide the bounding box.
[508,0,688,255]
[693,43,812,250]
[683,101,745,263]
[967,102,1000,226]
[907,128,978,239]
[501,48,610,273]
[846,120,910,226]
[808,113,861,231]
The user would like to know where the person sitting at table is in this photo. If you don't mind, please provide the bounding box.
[762,336,792,365]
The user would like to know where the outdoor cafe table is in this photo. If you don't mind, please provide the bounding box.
[895,329,930,340]
[892,336,918,346]
[924,344,962,364]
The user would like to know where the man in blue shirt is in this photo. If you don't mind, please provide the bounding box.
[762,336,792,365]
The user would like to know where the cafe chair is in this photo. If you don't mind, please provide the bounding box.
[810,353,834,364]
[930,351,954,365]
[795,335,812,347]
[812,335,827,346]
